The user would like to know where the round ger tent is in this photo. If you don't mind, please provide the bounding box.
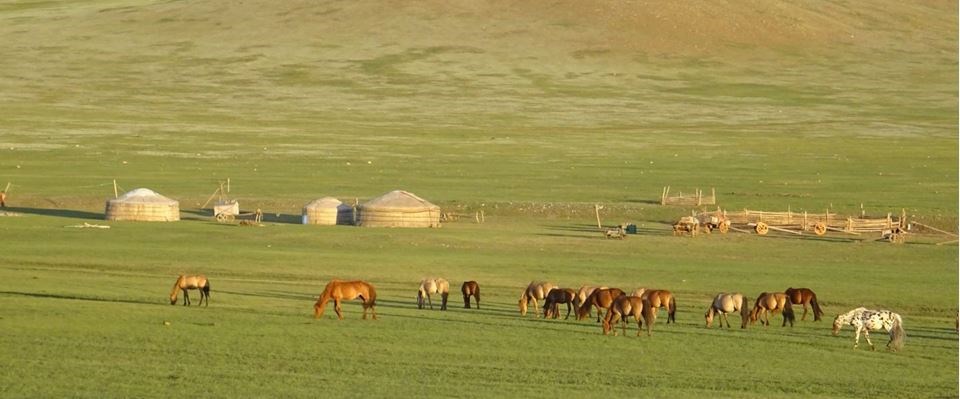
[302,197,354,225]
[356,190,440,228]
[105,188,179,222]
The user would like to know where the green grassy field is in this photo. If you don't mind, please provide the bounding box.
[0,1,957,398]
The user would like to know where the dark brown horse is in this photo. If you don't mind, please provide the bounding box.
[641,289,677,324]
[314,280,377,320]
[576,288,625,322]
[461,281,480,309]
[602,295,655,336]
[749,292,795,327]
[785,287,824,321]
[169,275,210,306]
[543,288,577,319]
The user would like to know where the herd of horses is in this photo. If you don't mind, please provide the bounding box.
[168,274,907,351]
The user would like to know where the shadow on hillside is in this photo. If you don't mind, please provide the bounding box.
[5,206,103,220]
[0,290,158,306]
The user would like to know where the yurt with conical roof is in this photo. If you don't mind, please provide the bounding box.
[356,190,440,228]
[302,197,354,225]
[105,188,179,221]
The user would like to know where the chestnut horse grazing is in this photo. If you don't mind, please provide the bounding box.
[461,281,480,309]
[519,281,556,317]
[602,296,655,336]
[577,288,625,322]
[573,286,607,319]
[833,307,905,351]
[169,275,210,306]
[749,292,795,327]
[417,278,450,310]
[314,280,377,320]
[543,288,577,319]
[785,287,824,321]
[705,292,749,329]
[642,289,677,324]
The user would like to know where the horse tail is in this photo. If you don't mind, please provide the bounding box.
[810,293,823,321]
[888,313,905,351]
[739,296,750,328]
[668,295,677,323]
[367,283,377,305]
[782,300,795,326]
[642,299,655,336]
[203,281,211,298]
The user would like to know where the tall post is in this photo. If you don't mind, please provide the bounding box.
[113,180,118,199]
[595,204,603,229]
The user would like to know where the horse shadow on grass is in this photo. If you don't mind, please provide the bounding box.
[4,207,103,220]
[0,290,159,306]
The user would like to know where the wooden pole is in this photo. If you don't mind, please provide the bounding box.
[3,182,9,193]
[595,204,603,229]
[227,178,230,193]
[113,180,118,199]
[661,186,667,205]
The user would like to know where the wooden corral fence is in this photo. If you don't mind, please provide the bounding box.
[694,208,910,243]
[660,187,716,206]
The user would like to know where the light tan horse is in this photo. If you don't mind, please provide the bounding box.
[417,278,450,310]
[705,293,750,329]
[461,281,480,309]
[576,287,625,322]
[519,281,556,317]
[543,288,577,319]
[749,292,795,327]
[641,289,677,324]
[169,275,210,306]
[602,295,655,336]
[314,280,377,320]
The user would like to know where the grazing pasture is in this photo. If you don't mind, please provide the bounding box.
[0,0,956,398]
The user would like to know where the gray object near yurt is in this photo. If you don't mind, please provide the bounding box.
[302,197,354,225]
[356,190,440,228]
[105,188,179,221]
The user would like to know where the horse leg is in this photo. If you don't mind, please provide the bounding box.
[463,292,470,309]
[801,302,809,321]
[853,325,862,349]
[863,329,875,351]
[182,289,189,306]
[564,302,572,320]
[721,313,730,329]
[475,294,480,310]
[428,293,434,310]
[441,292,448,311]
[334,298,344,320]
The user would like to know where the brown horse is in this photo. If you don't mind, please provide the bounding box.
[749,292,795,327]
[543,288,577,319]
[785,287,824,321]
[169,275,210,306]
[602,296,655,336]
[576,287,625,322]
[705,292,749,329]
[642,289,677,324]
[572,285,607,319]
[417,278,450,310]
[314,280,377,320]
[519,281,556,317]
[461,281,480,309]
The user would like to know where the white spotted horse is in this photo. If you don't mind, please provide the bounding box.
[832,307,905,351]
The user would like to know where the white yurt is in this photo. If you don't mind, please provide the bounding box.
[356,190,440,228]
[104,188,179,221]
[302,197,354,225]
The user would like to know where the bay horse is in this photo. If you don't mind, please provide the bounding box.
[785,287,824,321]
[641,289,677,324]
[169,275,210,306]
[833,307,905,351]
[314,279,377,320]
[705,292,749,329]
[519,281,556,317]
[461,281,480,309]
[602,295,655,336]
[543,287,577,319]
[576,287,625,322]
[749,292,795,327]
[572,285,606,319]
